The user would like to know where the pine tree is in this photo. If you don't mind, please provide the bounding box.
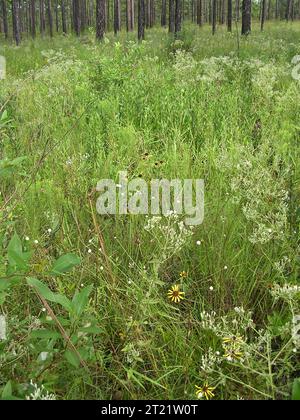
[241,0,251,34]
[96,0,106,39]
[138,0,145,40]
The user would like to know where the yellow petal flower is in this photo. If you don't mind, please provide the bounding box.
[167,285,185,303]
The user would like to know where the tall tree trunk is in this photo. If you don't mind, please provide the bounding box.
[241,0,251,34]
[131,0,135,29]
[197,0,202,25]
[47,0,53,36]
[146,0,150,27]
[150,0,155,26]
[236,0,240,20]
[61,0,67,33]
[275,0,279,18]
[40,0,45,35]
[126,0,132,30]
[54,0,59,31]
[286,0,293,21]
[114,0,120,34]
[105,0,109,30]
[96,0,105,39]
[175,0,181,34]
[169,0,175,32]
[30,0,36,38]
[138,0,145,40]
[12,0,21,45]
[2,0,8,39]
[125,0,135,30]
[212,0,217,34]
[221,0,225,23]
[74,0,80,35]
[227,0,232,31]
[82,0,87,31]
[261,0,266,30]
[161,0,167,25]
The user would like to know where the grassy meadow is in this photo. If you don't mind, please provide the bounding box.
[0,21,300,400]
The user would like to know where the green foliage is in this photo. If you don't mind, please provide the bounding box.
[0,22,299,400]
[292,379,300,401]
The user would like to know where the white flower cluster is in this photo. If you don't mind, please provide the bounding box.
[144,213,194,262]
[274,256,291,276]
[173,50,197,80]
[230,156,289,244]
[271,284,300,302]
[121,343,142,365]
[26,381,56,400]
[200,348,222,373]
[200,307,254,337]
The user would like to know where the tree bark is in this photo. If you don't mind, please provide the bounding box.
[47,0,53,37]
[169,0,175,32]
[236,0,240,20]
[161,0,167,26]
[212,0,217,34]
[241,0,251,34]
[2,0,8,39]
[261,0,266,30]
[175,0,181,34]
[197,0,202,25]
[54,0,59,31]
[286,0,293,21]
[114,0,121,34]
[227,0,232,31]
[12,0,21,45]
[73,0,81,35]
[138,0,145,40]
[61,0,67,33]
[96,0,105,39]
[31,0,36,38]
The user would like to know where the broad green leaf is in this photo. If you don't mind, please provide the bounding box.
[30,330,61,340]
[1,110,8,121]
[1,381,12,400]
[64,349,80,368]
[26,277,72,312]
[7,234,31,271]
[7,250,28,270]
[292,378,300,400]
[50,254,81,275]
[72,285,93,317]
[7,233,22,257]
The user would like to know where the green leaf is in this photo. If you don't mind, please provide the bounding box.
[72,285,93,317]
[64,349,80,368]
[0,277,22,292]
[7,234,31,271]
[292,378,300,400]
[0,156,27,178]
[26,277,72,312]
[78,326,102,334]
[50,254,81,275]
[30,330,61,339]
[1,381,12,400]
[7,233,22,255]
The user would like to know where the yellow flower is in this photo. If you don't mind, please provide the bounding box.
[167,285,185,303]
[195,383,215,400]
[224,348,243,361]
[179,271,188,278]
[222,335,244,347]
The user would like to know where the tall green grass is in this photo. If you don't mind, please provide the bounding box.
[0,21,299,400]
